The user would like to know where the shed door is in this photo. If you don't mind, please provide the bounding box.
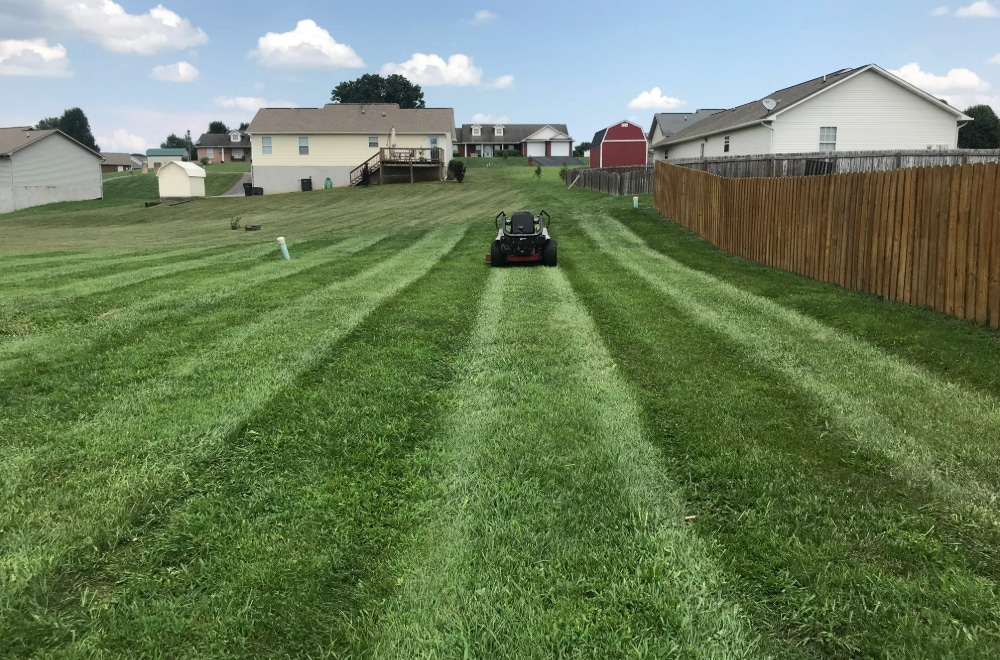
[550,141,570,157]
[525,142,545,157]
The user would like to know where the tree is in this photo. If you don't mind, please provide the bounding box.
[34,107,100,152]
[958,105,1000,149]
[160,133,194,160]
[573,141,591,158]
[331,73,425,109]
[238,122,249,132]
[208,121,230,134]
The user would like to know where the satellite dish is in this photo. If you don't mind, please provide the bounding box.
[762,98,777,111]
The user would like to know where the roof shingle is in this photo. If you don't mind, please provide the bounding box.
[248,104,455,136]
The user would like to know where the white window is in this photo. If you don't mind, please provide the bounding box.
[261,136,272,155]
[299,136,309,155]
[724,136,730,153]
[206,148,214,159]
[819,126,837,152]
[369,136,378,148]
[230,132,241,143]
[471,124,481,136]
[494,125,504,136]
[428,136,439,149]
[232,148,244,159]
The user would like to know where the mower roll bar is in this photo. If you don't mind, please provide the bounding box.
[494,210,551,231]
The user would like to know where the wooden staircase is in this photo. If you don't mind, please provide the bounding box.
[349,152,381,186]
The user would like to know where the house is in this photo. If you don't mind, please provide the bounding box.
[195,130,251,164]
[648,110,724,161]
[101,152,142,173]
[454,124,573,158]
[146,148,188,170]
[157,161,206,199]
[247,103,455,192]
[589,120,649,168]
[663,64,973,160]
[0,126,103,214]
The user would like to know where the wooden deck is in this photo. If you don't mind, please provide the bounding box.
[350,147,446,186]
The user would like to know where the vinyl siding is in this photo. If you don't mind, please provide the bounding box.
[0,156,12,188]
[251,132,452,168]
[772,69,961,152]
[668,124,772,160]
[6,134,102,212]
[158,165,205,198]
[0,157,12,213]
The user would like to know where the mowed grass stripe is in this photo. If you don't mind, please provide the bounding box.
[0,234,388,373]
[562,228,1000,657]
[0,244,232,288]
[0,224,466,607]
[584,217,1000,521]
[374,268,756,658]
[16,233,491,657]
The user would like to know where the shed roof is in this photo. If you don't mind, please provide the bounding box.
[664,64,973,146]
[248,104,455,135]
[157,161,206,178]
[101,152,138,167]
[590,120,646,149]
[147,148,189,157]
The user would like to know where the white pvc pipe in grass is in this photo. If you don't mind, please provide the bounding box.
[277,236,290,260]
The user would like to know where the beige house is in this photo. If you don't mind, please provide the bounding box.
[157,161,206,199]
[247,104,455,192]
[662,64,973,160]
[0,126,103,214]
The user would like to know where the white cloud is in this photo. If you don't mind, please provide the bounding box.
[97,128,151,153]
[54,0,207,54]
[890,62,991,94]
[627,87,685,110]
[249,19,363,69]
[214,96,298,113]
[381,53,512,88]
[150,61,198,82]
[931,5,950,15]
[0,38,70,77]
[472,113,510,124]
[468,10,498,25]
[990,53,1000,64]
[956,0,1000,16]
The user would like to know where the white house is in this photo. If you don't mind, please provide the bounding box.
[662,64,973,160]
[157,161,206,198]
[248,104,455,192]
[0,127,103,214]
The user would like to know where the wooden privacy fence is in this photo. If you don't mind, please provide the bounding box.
[654,161,1000,328]
[668,149,1000,179]
[566,166,654,196]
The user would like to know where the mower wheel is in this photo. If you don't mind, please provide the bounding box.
[543,239,557,267]
[490,240,505,267]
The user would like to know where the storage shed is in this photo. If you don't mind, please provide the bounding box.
[589,120,649,167]
[157,161,206,199]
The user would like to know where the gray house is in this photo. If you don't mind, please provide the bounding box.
[648,110,725,161]
[0,126,103,214]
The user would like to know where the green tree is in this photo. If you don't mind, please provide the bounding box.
[160,133,193,160]
[208,121,230,134]
[238,122,249,132]
[958,105,1000,149]
[331,73,425,108]
[573,141,591,158]
[34,107,100,152]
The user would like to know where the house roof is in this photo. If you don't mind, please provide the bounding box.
[147,148,189,157]
[101,152,138,167]
[196,132,251,148]
[455,123,571,144]
[248,104,455,136]
[649,110,725,147]
[663,64,973,146]
[0,126,102,159]
[158,161,206,178]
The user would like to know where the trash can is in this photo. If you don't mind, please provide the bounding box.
[252,187,264,196]
[243,182,253,197]
[301,178,312,192]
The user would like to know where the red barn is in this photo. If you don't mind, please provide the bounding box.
[589,120,649,167]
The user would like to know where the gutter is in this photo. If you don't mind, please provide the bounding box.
[759,119,775,152]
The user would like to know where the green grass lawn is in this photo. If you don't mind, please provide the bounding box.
[2,169,1000,657]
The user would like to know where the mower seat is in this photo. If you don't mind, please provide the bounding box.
[509,211,537,235]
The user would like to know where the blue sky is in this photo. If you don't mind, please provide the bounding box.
[2,0,998,153]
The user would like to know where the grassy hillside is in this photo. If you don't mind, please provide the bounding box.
[2,169,1000,657]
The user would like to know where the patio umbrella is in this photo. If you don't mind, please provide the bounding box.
[389,127,396,148]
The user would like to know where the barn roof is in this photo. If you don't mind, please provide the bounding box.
[248,104,455,135]
[663,64,972,146]
[590,120,646,149]
[455,124,571,144]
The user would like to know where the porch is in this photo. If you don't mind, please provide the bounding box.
[350,147,446,186]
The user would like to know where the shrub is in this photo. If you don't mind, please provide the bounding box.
[200,158,210,166]
[229,216,242,230]
[448,159,466,183]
